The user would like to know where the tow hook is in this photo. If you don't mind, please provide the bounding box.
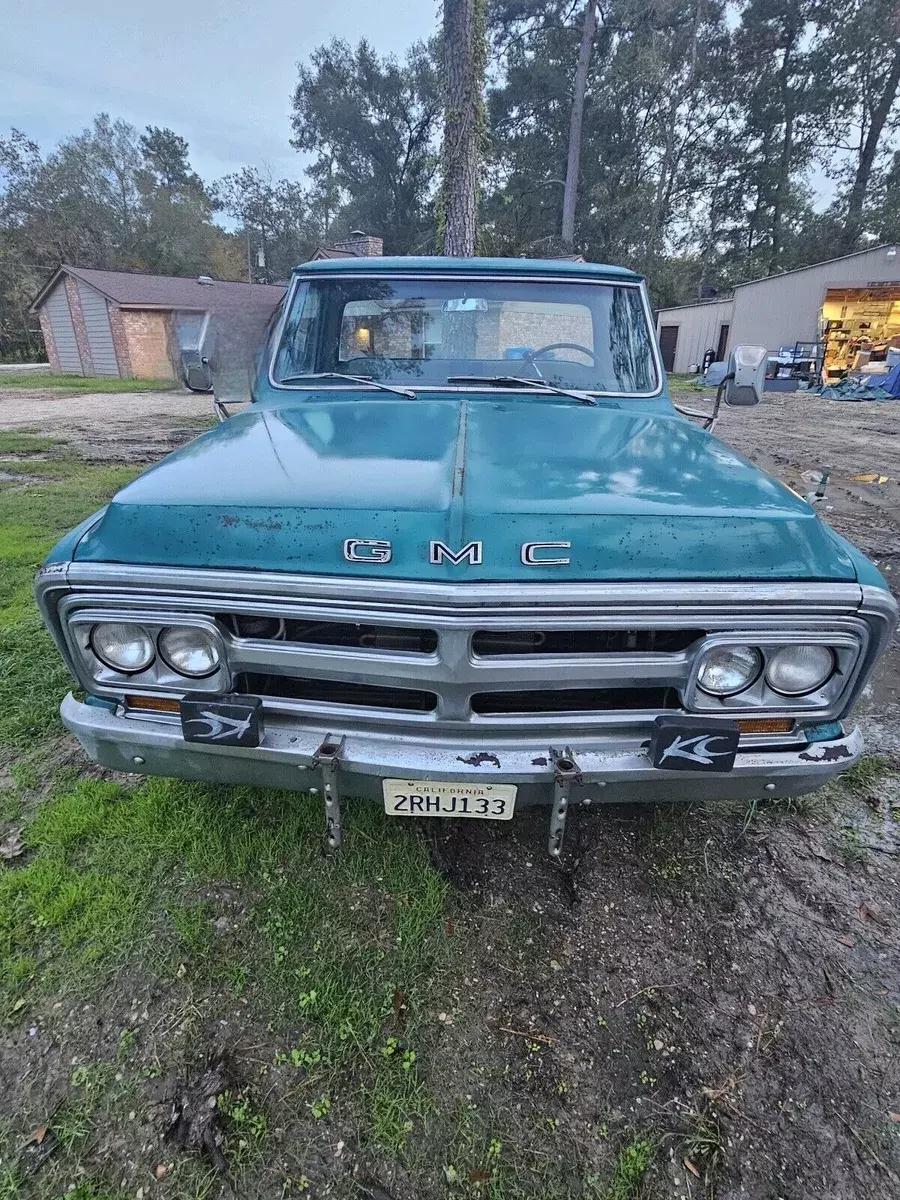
[548,747,582,860]
[313,734,346,849]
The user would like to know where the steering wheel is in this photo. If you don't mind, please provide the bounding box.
[527,342,600,367]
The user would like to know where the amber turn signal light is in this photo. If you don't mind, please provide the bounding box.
[736,717,794,735]
[125,695,181,714]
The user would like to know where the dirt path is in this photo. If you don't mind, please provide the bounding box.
[0,386,215,462]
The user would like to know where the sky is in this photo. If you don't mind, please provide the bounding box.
[2,0,437,184]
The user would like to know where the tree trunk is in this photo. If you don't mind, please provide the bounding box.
[441,0,485,257]
[561,2,598,250]
[843,42,900,249]
[768,44,795,275]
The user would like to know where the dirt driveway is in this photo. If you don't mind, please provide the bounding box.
[2,385,900,1200]
[0,385,215,462]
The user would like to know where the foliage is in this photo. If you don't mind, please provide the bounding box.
[600,1135,655,1199]
[212,166,320,282]
[290,37,441,254]
[0,115,244,358]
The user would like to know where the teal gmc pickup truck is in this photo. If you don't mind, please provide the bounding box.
[35,256,898,856]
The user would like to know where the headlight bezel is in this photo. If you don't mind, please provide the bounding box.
[67,609,228,695]
[688,633,857,712]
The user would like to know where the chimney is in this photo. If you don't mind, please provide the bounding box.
[332,230,384,258]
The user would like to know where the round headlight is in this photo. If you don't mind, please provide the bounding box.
[697,645,762,696]
[158,626,221,678]
[90,622,155,673]
[765,645,835,696]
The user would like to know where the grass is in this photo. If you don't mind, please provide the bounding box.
[0,431,62,455]
[0,433,464,1190]
[0,433,141,753]
[841,754,894,800]
[0,372,179,393]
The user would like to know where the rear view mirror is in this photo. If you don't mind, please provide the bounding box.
[724,345,767,407]
[443,298,488,313]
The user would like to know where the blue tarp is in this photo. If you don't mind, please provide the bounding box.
[817,367,900,401]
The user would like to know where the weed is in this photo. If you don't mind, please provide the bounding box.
[683,1106,726,1192]
[760,790,831,821]
[217,1088,269,1167]
[307,1094,331,1119]
[599,1136,655,1200]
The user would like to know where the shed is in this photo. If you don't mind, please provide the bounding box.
[29,266,286,381]
[656,244,900,375]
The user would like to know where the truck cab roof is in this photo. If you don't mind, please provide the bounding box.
[291,255,643,282]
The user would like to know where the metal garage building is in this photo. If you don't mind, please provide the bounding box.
[656,244,900,375]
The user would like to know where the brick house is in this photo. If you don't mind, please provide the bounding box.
[310,231,384,261]
[29,266,286,380]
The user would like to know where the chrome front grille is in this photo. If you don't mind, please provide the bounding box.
[38,564,886,739]
[218,607,695,728]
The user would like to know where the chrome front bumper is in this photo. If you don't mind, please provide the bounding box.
[61,692,863,808]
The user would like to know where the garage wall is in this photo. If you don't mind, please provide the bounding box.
[43,282,83,374]
[121,310,176,379]
[76,281,120,376]
[655,298,733,373]
[730,247,900,351]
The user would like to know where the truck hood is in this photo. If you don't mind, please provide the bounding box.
[74,397,856,582]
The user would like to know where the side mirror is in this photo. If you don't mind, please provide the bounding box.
[724,345,767,407]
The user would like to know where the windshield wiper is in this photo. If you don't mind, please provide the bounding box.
[447,375,597,405]
[278,372,417,400]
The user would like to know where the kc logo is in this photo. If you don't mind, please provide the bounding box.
[659,733,734,766]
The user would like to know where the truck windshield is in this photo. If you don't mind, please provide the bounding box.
[272,277,658,396]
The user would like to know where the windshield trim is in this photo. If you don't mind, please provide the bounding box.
[267,272,664,400]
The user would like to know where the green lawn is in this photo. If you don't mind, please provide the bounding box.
[0,431,648,1200]
[0,372,179,393]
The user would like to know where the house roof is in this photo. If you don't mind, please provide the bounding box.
[309,247,361,261]
[30,265,285,314]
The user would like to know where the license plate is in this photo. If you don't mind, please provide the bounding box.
[383,780,516,820]
[649,715,740,772]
